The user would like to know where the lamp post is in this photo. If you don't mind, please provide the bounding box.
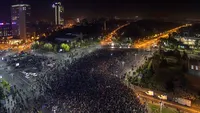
[160,101,163,113]
[134,53,137,61]
[0,76,2,82]
[122,61,125,67]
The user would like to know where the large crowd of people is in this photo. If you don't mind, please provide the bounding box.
[3,48,147,113]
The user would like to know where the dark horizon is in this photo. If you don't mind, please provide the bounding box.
[0,0,200,22]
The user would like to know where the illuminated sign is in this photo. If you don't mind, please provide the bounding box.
[12,22,16,24]
[0,23,11,25]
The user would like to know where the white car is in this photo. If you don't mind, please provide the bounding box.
[145,91,154,96]
[158,95,167,100]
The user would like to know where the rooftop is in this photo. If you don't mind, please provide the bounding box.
[12,4,30,7]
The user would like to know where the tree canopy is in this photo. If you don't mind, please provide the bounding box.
[43,43,53,51]
[31,41,40,49]
[61,43,70,52]
[0,86,4,100]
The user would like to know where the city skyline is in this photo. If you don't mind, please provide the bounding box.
[1,1,200,113]
[1,1,200,21]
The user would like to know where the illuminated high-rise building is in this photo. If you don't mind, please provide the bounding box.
[52,2,64,26]
[104,21,107,31]
[11,4,31,39]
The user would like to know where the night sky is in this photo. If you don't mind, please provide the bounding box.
[1,0,200,22]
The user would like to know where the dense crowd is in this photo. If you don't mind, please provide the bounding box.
[6,53,49,72]
[4,49,147,113]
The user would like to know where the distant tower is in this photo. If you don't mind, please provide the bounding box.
[52,2,64,26]
[11,3,31,39]
[104,21,106,31]
[76,18,80,23]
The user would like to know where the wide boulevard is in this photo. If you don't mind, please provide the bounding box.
[1,22,198,113]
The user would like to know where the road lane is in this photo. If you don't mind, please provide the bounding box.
[133,24,192,49]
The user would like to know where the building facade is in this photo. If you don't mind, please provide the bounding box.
[11,4,31,39]
[188,60,200,77]
[0,22,12,38]
[174,36,200,48]
[52,2,64,26]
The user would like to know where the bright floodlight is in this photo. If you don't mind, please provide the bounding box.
[1,57,4,61]
[111,43,114,46]
[59,49,63,52]
[0,76,2,79]
[16,63,19,67]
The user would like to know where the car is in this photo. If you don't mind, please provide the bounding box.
[145,91,154,96]
[158,95,167,100]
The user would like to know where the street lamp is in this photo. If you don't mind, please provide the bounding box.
[0,76,2,82]
[134,53,137,61]
[122,61,125,67]
[10,73,14,80]
[160,101,163,113]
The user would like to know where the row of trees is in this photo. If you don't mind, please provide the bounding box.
[32,42,71,52]
[31,37,101,52]
[112,37,133,44]
[128,49,189,92]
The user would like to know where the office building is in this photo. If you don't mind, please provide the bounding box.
[52,2,64,25]
[11,4,31,39]
[0,22,12,38]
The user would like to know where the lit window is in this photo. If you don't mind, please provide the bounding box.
[12,16,17,20]
[191,65,194,69]
[196,66,198,70]
[23,7,26,10]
